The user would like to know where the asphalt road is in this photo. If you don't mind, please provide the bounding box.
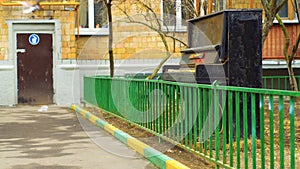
[0,105,156,169]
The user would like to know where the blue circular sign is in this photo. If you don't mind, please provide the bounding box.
[28,34,40,45]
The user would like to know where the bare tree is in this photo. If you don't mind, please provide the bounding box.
[117,0,198,79]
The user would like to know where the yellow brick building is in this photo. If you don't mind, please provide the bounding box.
[0,0,299,105]
[0,0,190,105]
[76,0,187,60]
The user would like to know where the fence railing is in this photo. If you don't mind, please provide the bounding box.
[262,76,300,91]
[84,76,300,169]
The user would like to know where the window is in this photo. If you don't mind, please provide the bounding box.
[161,0,196,31]
[273,0,299,22]
[278,0,288,18]
[77,0,108,35]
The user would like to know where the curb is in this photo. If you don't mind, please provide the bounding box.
[70,104,190,169]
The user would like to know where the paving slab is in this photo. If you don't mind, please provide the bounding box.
[0,105,156,169]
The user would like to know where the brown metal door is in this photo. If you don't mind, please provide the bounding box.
[17,33,53,104]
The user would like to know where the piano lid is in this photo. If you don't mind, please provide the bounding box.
[187,12,224,48]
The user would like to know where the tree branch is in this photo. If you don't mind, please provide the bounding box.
[275,14,289,59]
[165,34,188,47]
[276,13,299,91]
[261,0,269,12]
[275,0,288,14]
[291,27,300,59]
[116,0,194,79]
[270,0,277,10]
[137,0,162,30]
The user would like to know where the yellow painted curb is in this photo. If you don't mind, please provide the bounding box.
[80,109,88,116]
[166,160,190,169]
[71,104,76,110]
[127,137,150,156]
[104,124,118,135]
[70,104,191,169]
[89,115,98,124]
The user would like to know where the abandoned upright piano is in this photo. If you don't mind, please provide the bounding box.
[162,9,262,89]
[162,9,263,139]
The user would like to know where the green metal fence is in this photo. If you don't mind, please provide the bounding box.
[263,76,300,90]
[84,76,300,169]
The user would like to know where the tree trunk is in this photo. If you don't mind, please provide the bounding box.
[106,0,114,77]
[146,33,171,80]
[262,16,274,43]
[287,60,299,91]
[276,14,299,91]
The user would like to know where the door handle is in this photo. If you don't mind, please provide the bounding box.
[16,49,26,53]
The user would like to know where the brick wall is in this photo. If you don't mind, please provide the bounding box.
[112,0,187,59]
[76,0,187,60]
[76,36,108,60]
[0,2,77,60]
[227,0,261,9]
[0,8,8,60]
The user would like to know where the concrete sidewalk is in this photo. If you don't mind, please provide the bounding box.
[0,105,156,169]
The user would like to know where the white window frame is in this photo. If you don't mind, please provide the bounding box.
[75,0,109,35]
[161,0,196,32]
